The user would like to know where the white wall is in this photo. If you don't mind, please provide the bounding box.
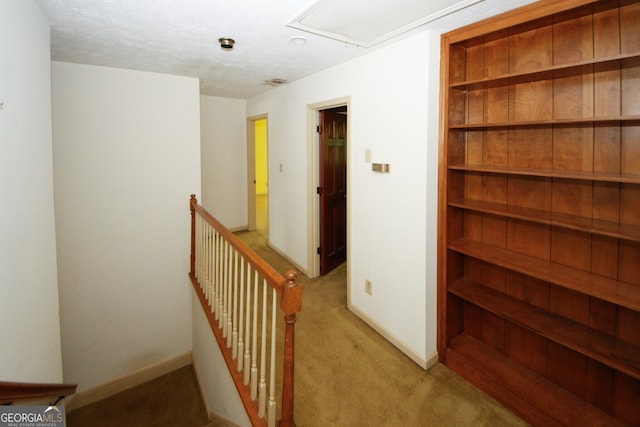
[247,30,441,366]
[192,290,250,426]
[0,0,63,383]
[200,96,247,229]
[51,62,201,393]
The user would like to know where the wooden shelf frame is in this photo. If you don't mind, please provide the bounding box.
[446,334,627,427]
[448,198,640,242]
[449,279,640,380]
[449,52,640,90]
[448,165,640,184]
[438,0,640,424]
[448,238,640,312]
[448,115,640,129]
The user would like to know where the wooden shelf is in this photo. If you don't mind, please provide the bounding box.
[448,199,640,242]
[449,279,640,380]
[449,52,640,90]
[448,165,640,184]
[449,115,640,129]
[445,334,627,427]
[440,1,640,424]
[448,238,640,312]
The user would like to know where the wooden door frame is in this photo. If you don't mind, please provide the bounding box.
[246,113,268,231]
[306,96,350,281]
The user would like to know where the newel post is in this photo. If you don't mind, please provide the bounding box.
[280,270,301,427]
[189,194,197,277]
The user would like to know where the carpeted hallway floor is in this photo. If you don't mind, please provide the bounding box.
[68,230,528,427]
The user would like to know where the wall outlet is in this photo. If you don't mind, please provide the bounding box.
[365,280,372,296]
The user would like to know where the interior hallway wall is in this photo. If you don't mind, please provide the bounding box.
[247,29,440,366]
[200,95,247,229]
[51,62,201,394]
[0,0,63,383]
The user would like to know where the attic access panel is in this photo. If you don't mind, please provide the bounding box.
[288,0,482,47]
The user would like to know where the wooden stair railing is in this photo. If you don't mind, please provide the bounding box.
[0,381,77,405]
[189,195,301,427]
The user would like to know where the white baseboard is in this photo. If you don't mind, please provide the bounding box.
[190,357,212,418]
[348,303,438,370]
[65,351,192,411]
[267,241,309,277]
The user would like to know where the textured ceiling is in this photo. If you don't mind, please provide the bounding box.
[36,0,537,99]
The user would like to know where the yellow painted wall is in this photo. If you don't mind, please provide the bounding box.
[255,119,268,195]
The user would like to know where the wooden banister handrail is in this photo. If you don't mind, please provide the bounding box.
[189,195,301,427]
[190,195,285,294]
[0,381,77,405]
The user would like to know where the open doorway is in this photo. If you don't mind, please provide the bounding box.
[319,106,347,275]
[306,97,350,280]
[247,115,268,236]
[254,118,269,236]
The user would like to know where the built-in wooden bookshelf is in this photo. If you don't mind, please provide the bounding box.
[438,0,640,425]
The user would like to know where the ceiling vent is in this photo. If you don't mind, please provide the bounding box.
[288,0,482,47]
[263,78,288,86]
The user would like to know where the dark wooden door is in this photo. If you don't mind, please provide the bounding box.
[320,107,347,275]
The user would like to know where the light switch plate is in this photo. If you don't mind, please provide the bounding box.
[365,148,372,163]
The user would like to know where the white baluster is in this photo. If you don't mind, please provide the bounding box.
[214,232,220,320]
[196,214,202,284]
[268,288,277,427]
[210,230,217,308]
[237,255,244,370]
[200,221,209,294]
[243,263,252,385]
[226,246,234,348]
[219,240,229,338]
[250,271,259,400]
[198,216,204,289]
[231,249,238,357]
[258,278,267,417]
[202,221,206,298]
[207,227,213,306]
